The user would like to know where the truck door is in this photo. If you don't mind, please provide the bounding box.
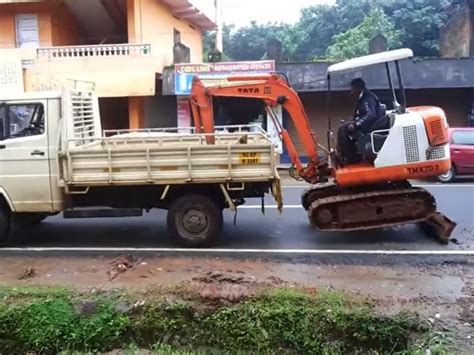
[0,100,52,212]
[451,130,474,175]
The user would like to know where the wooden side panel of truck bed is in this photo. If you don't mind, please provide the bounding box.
[60,132,278,187]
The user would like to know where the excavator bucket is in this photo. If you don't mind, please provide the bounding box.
[418,212,457,244]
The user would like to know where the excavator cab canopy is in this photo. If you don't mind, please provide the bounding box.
[327,48,413,74]
[326,48,414,115]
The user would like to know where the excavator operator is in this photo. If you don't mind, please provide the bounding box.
[337,78,382,165]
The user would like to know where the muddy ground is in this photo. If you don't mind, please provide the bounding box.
[0,255,473,352]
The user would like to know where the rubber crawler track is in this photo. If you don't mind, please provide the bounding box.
[302,182,438,232]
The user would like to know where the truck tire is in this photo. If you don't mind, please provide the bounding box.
[0,207,11,246]
[167,194,223,248]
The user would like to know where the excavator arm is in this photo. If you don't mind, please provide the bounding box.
[190,74,323,183]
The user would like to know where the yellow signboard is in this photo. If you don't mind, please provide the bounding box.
[239,152,261,164]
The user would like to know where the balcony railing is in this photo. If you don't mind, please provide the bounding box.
[37,43,151,60]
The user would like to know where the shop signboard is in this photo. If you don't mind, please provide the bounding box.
[174,60,275,95]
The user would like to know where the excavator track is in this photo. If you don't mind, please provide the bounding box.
[301,181,456,242]
[301,180,412,211]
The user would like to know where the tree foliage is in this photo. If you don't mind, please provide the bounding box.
[381,0,464,56]
[326,8,402,61]
[203,0,465,62]
[294,0,374,60]
[205,22,303,61]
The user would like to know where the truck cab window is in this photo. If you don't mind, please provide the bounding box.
[0,103,44,139]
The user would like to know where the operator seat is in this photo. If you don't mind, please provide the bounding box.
[355,104,390,161]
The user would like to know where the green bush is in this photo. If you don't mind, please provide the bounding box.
[0,299,129,354]
[134,302,199,345]
[202,289,418,353]
[0,287,449,354]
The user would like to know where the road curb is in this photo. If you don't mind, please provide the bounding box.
[0,248,472,266]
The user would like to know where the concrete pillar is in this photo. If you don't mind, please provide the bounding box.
[129,97,144,129]
[127,0,141,43]
[469,89,474,127]
[215,0,223,53]
[127,1,145,129]
[266,39,283,62]
[469,0,474,57]
[369,35,388,54]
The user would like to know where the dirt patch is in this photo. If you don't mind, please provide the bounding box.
[190,271,258,304]
[188,271,288,305]
[0,257,468,295]
[192,270,256,284]
[0,256,468,299]
[107,255,135,281]
[16,267,37,280]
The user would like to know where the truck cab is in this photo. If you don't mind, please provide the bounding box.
[0,92,63,214]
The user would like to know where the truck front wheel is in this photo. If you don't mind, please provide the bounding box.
[0,207,11,246]
[167,194,223,247]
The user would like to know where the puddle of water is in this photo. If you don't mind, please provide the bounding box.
[272,264,465,299]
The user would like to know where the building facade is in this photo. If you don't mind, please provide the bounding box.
[0,0,216,129]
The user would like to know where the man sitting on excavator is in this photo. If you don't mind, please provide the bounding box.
[337,78,382,165]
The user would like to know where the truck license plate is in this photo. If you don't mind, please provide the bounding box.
[239,152,261,164]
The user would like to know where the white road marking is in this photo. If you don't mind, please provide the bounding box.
[239,205,302,209]
[415,184,474,188]
[1,247,473,255]
[282,184,474,189]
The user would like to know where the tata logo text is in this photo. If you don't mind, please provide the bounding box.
[407,165,440,175]
[237,88,260,94]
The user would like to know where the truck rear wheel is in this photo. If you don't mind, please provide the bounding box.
[0,207,11,246]
[167,194,223,248]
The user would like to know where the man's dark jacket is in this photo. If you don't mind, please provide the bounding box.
[353,89,381,134]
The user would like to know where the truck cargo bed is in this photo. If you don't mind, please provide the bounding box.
[60,127,278,187]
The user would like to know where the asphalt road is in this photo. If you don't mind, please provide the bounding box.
[6,183,474,251]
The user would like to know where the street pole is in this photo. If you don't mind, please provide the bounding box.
[215,0,223,53]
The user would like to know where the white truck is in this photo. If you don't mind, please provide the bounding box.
[0,86,281,247]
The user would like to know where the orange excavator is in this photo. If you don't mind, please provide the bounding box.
[190,49,456,242]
